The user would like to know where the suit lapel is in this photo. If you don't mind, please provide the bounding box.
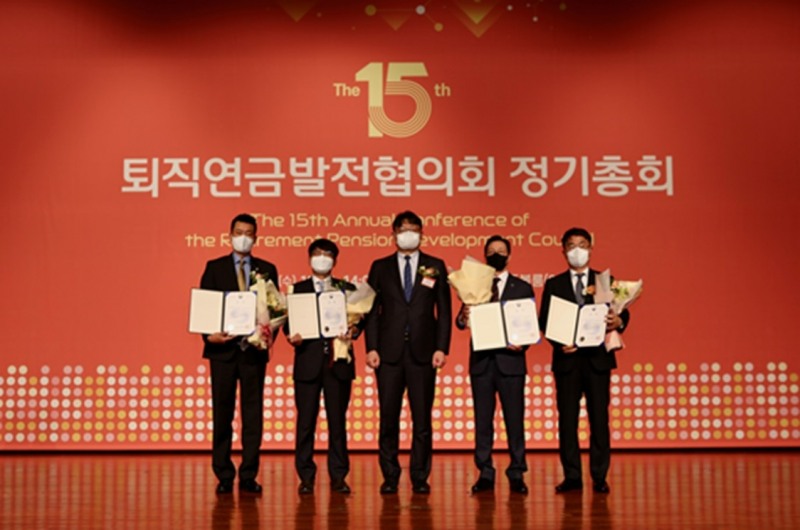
[559,271,578,303]
[294,278,314,294]
[585,269,596,304]
[387,254,407,301]
[410,252,431,303]
[224,254,241,292]
[500,275,515,301]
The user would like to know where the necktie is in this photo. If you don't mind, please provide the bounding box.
[403,255,413,302]
[237,259,247,291]
[316,280,324,293]
[491,277,500,302]
[575,273,585,305]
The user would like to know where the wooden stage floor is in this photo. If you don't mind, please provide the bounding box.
[1,451,798,529]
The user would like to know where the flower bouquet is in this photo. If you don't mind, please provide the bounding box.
[593,269,643,352]
[447,256,495,307]
[247,271,287,351]
[332,282,376,363]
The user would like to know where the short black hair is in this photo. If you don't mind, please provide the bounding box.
[484,235,511,255]
[392,210,423,231]
[561,227,592,247]
[230,213,257,233]
[308,238,339,259]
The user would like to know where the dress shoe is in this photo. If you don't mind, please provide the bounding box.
[471,478,494,494]
[555,479,583,493]
[215,481,233,494]
[298,481,314,495]
[380,481,398,494]
[593,481,610,494]
[412,481,431,494]
[331,479,351,494]
[509,478,528,494]
[239,479,262,494]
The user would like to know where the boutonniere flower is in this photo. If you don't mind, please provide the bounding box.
[583,285,596,296]
[250,268,269,283]
[417,266,439,278]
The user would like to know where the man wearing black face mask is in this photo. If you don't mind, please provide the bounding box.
[456,235,534,495]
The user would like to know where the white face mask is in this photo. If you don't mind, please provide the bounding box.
[566,247,590,269]
[310,255,334,275]
[231,235,254,254]
[396,231,421,251]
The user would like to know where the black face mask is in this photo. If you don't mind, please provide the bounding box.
[486,253,508,271]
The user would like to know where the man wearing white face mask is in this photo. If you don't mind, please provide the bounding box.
[365,211,452,495]
[285,238,361,495]
[199,213,278,495]
[538,227,629,496]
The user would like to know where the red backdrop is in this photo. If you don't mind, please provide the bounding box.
[1,0,798,450]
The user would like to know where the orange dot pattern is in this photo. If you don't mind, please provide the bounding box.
[1,361,798,448]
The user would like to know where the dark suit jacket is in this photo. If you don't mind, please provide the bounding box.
[456,274,534,377]
[289,277,358,383]
[365,252,452,364]
[538,269,630,373]
[200,254,279,362]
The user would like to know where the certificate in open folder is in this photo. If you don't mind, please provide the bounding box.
[469,298,540,352]
[188,288,257,336]
[287,290,348,340]
[544,296,607,347]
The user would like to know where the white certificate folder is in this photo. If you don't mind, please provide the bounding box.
[188,289,256,336]
[287,290,348,340]
[544,297,607,347]
[469,298,540,352]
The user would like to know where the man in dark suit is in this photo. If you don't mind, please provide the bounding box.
[200,213,278,495]
[365,210,452,495]
[286,238,361,496]
[538,227,629,495]
[455,235,532,495]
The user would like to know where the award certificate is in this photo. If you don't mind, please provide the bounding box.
[287,293,321,339]
[318,290,347,338]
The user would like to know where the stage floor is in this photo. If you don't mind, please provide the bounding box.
[1,451,798,529]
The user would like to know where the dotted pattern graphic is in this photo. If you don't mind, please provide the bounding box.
[1,362,798,448]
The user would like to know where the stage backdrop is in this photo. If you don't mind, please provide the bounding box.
[1,0,798,450]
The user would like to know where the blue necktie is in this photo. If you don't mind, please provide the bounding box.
[403,255,413,302]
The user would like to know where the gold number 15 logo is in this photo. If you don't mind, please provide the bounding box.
[355,62,432,138]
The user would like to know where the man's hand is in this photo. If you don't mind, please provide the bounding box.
[506,343,523,352]
[562,344,578,354]
[366,350,381,369]
[432,350,447,369]
[457,305,471,327]
[606,307,623,331]
[287,333,303,346]
[207,332,235,344]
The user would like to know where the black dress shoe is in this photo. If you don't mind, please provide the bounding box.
[239,479,262,494]
[380,481,398,494]
[509,478,528,494]
[593,481,610,494]
[331,479,351,494]
[298,481,314,495]
[216,481,233,494]
[471,478,494,494]
[555,479,583,493]
[412,481,431,494]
